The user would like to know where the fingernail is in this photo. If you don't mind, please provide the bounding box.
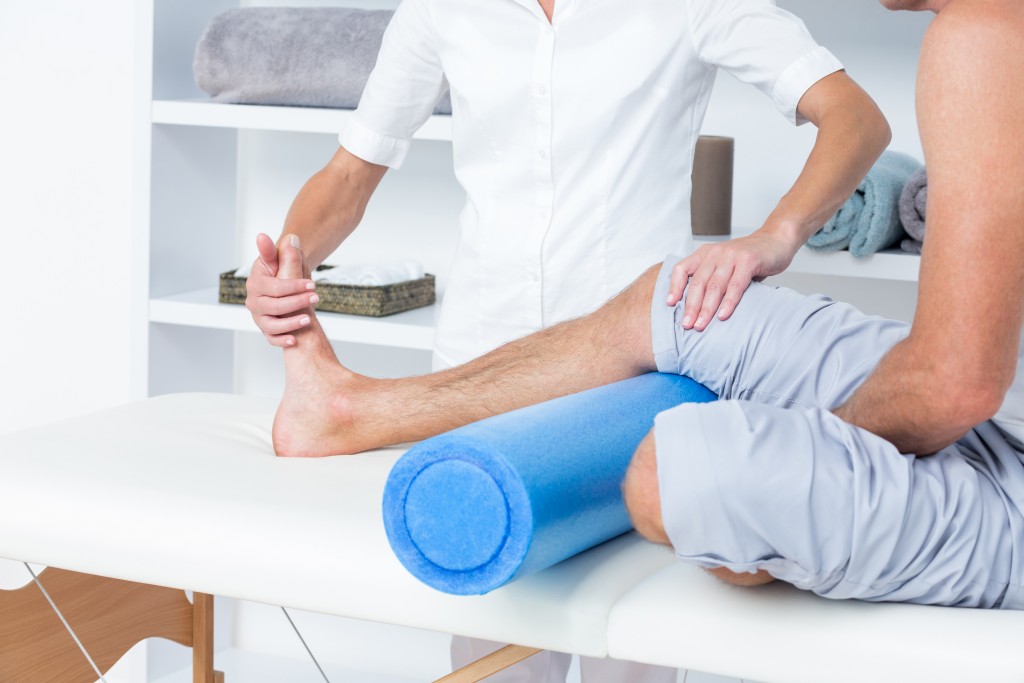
[719,311,727,320]
[290,235,301,248]
[300,316,311,326]
[682,316,692,327]
[305,281,315,290]
[696,317,706,327]
[309,294,320,305]
[286,338,295,346]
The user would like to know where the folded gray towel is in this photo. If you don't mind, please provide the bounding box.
[899,167,927,254]
[194,8,451,114]
[806,151,923,257]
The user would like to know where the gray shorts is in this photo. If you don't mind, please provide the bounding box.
[649,256,1024,609]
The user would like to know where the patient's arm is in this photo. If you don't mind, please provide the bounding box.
[271,241,662,457]
[834,2,1024,454]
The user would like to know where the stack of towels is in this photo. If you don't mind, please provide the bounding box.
[233,260,424,287]
[806,151,925,256]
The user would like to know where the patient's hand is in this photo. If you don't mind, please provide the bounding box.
[245,233,318,348]
[667,230,798,331]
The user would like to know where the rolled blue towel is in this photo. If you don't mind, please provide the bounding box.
[806,151,923,257]
[382,373,716,595]
[194,8,452,114]
[899,167,928,254]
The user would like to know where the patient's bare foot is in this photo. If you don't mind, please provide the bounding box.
[271,237,377,458]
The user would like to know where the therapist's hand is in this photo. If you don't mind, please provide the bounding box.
[245,233,318,348]
[667,230,800,331]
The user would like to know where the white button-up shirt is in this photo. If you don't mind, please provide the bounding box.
[340,0,842,366]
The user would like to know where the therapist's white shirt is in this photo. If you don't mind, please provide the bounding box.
[340,0,842,367]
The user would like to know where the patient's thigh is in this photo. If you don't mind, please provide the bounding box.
[653,399,1018,608]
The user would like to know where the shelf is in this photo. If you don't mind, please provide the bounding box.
[148,244,916,353]
[149,288,438,351]
[693,237,921,282]
[151,647,426,683]
[151,99,454,140]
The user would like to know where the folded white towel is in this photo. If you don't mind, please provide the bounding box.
[232,261,424,285]
[314,261,424,286]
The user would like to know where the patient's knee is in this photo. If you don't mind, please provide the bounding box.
[623,431,670,545]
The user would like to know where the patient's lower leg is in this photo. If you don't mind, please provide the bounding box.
[272,239,660,457]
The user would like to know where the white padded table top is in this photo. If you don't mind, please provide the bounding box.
[607,563,1024,683]
[0,393,675,658]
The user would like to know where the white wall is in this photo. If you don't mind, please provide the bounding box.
[0,3,140,678]
[0,2,136,435]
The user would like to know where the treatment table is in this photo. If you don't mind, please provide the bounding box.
[1,394,1022,682]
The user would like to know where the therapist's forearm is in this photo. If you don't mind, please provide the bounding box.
[759,76,891,250]
[278,147,388,269]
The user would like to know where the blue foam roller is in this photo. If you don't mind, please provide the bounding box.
[382,373,716,595]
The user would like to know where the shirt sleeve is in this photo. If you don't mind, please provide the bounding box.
[338,0,448,169]
[686,0,843,126]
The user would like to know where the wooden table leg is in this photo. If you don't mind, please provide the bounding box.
[433,644,543,683]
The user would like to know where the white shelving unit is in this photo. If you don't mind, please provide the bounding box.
[141,98,920,360]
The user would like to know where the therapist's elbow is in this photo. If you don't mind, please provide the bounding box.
[824,88,891,154]
[853,99,891,155]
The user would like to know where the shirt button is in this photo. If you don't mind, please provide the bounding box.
[531,272,541,282]
[536,84,548,96]
[538,148,549,160]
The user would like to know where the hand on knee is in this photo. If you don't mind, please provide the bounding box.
[623,432,671,545]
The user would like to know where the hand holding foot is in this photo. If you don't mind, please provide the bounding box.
[272,235,369,458]
[245,233,318,348]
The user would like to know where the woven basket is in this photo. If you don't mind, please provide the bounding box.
[219,266,436,317]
